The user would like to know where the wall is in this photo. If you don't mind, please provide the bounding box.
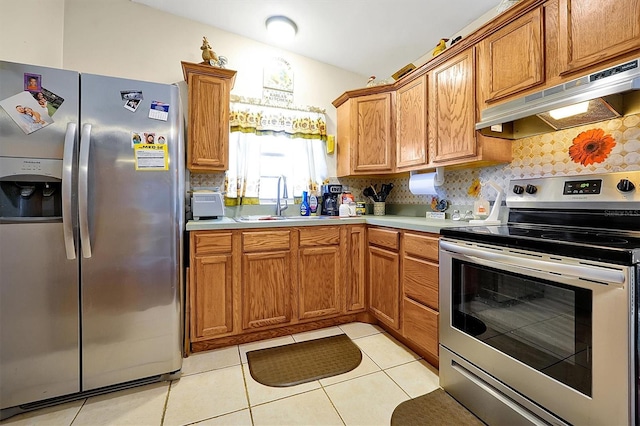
[1,0,367,180]
[0,0,66,67]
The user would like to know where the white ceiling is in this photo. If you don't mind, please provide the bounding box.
[132,0,503,78]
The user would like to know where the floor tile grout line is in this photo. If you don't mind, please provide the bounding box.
[237,344,257,426]
[68,397,87,425]
[160,380,173,425]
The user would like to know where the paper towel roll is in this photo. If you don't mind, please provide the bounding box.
[409,172,439,195]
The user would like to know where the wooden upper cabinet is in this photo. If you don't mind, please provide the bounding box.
[477,7,544,104]
[352,92,395,173]
[429,48,477,163]
[396,74,428,170]
[558,0,640,75]
[181,62,236,172]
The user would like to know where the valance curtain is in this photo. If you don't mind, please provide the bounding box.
[225,103,328,206]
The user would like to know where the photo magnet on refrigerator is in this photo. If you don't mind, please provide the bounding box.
[148,100,169,121]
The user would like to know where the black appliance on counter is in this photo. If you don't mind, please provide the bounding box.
[321,184,342,216]
[439,171,639,426]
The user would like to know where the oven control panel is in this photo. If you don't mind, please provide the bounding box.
[507,171,640,209]
[563,179,602,195]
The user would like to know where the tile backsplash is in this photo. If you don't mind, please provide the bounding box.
[341,113,640,207]
[189,113,640,212]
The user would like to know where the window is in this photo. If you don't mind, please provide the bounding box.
[225,103,328,205]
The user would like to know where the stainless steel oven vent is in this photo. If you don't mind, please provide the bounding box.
[477,58,640,139]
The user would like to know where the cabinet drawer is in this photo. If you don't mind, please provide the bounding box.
[193,232,232,255]
[242,230,291,252]
[403,257,438,310]
[403,297,439,357]
[404,232,439,262]
[299,226,340,247]
[368,228,399,251]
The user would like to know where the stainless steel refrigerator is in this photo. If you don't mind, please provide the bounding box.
[0,61,184,418]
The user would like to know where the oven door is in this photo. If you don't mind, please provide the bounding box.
[439,238,634,426]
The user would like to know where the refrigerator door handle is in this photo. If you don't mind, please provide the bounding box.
[79,123,92,258]
[62,122,77,260]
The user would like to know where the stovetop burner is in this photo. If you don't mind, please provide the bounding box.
[539,231,629,245]
[441,172,640,265]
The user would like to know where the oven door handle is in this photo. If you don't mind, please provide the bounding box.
[440,240,626,285]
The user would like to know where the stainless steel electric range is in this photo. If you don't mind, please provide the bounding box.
[439,171,639,426]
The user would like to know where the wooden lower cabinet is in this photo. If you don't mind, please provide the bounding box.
[241,230,295,330]
[189,225,441,363]
[188,225,368,351]
[403,297,439,357]
[345,225,366,312]
[298,227,342,320]
[189,231,236,341]
[368,244,400,330]
[401,231,440,362]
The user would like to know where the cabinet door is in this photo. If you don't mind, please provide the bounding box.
[477,7,544,103]
[346,225,366,312]
[298,246,342,320]
[191,254,234,340]
[188,73,230,170]
[403,297,439,358]
[558,0,640,75]
[396,75,428,169]
[368,245,400,329]
[352,93,394,173]
[242,251,293,329]
[429,49,477,163]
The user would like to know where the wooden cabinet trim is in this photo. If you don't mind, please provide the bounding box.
[194,232,233,255]
[299,226,341,247]
[242,230,291,252]
[403,232,439,262]
[368,227,400,251]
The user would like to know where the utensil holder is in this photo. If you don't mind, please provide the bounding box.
[373,202,385,216]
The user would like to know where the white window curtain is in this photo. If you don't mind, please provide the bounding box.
[225,102,328,205]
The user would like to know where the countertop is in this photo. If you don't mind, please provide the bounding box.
[186,215,479,234]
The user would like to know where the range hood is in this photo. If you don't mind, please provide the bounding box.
[477,57,640,139]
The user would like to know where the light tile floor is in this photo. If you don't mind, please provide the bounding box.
[1,323,441,426]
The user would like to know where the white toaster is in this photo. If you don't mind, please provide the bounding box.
[192,191,224,220]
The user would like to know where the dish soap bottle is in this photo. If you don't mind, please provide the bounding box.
[309,190,319,216]
[300,191,310,216]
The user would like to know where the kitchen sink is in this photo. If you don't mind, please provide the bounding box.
[233,215,328,223]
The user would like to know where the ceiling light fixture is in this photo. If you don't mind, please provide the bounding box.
[266,15,297,42]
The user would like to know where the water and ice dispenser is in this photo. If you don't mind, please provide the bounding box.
[0,157,63,219]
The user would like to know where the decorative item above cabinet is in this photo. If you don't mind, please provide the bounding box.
[181,61,237,172]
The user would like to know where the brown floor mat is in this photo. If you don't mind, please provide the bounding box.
[246,334,362,387]
[391,389,485,426]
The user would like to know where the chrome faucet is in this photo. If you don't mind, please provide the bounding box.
[275,175,288,216]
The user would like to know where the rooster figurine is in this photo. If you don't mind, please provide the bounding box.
[200,36,219,65]
[366,75,376,87]
[432,38,449,57]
